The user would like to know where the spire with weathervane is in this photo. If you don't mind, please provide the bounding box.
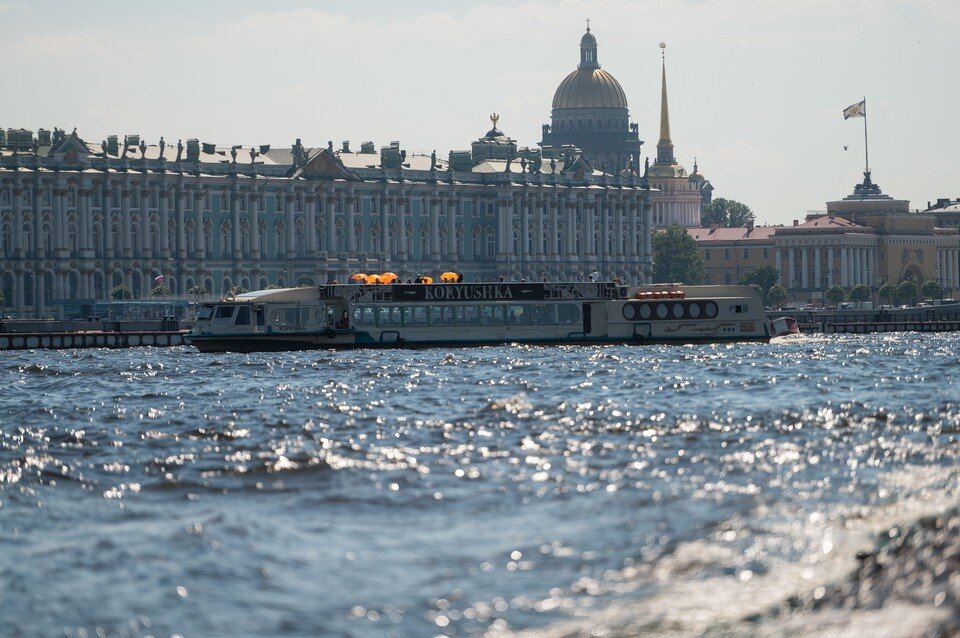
[656,42,675,165]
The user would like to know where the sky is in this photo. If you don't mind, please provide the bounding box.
[1,0,957,225]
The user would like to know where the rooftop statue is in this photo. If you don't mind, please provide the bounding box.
[430,150,437,171]
[176,139,183,163]
[520,157,527,173]
[292,138,309,167]
[230,146,237,163]
[139,139,147,158]
[158,137,165,160]
[101,140,108,157]
[249,146,258,164]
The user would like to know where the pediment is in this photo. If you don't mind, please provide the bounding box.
[293,149,359,181]
[50,132,91,165]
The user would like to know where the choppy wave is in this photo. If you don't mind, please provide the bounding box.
[0,335,958,636]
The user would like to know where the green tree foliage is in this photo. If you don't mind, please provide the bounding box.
[825,285,846,306]
[151,284,171,297]
[848,284,871,304]
[700,198,756,228]
[228,286,248,297]
[878,282,896,304]
[921,279,943,300]
[897,280,918,305]
[652,225,705,285]
[738,266,780,305]
[110,284,133,300]
[187,285,209,298]
[767,285,788,308]
[265,284,281,290]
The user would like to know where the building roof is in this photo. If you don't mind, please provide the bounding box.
[687,226,777,242]
[552,68,628,110]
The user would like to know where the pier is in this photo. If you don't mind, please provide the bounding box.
[0,319,190,351]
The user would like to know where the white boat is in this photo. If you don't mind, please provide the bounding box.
[187,282,774,353]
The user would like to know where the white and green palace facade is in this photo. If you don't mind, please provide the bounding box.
[0,125,653,317]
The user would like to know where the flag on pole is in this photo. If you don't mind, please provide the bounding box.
[843,100,866,119]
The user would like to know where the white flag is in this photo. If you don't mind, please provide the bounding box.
[843,100,865,119]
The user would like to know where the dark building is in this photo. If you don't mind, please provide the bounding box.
[540,26,642,173]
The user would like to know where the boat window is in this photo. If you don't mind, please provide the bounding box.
[411,306,428,326]
[507,305,528,325]
[490,305,505,324]
[255,307,265,326]
[557,303,580,324]
[463,305,480,326]
[362,306,376,326]
[388,306,402,326]
[440,306,456,326]
[528,304,555,324]
[656,303,669,319]
[672,303,684,319]
[197,305,215,320]
[215,305,236,319]
[234,306,251,326]
[352,307,362,325]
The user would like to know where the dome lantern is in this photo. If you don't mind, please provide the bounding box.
[579,21,599,70]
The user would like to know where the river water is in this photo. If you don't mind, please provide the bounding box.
[1,334,958,637]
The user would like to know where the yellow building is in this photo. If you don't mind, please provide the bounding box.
[686,172,960,301]
[687,223,776,285]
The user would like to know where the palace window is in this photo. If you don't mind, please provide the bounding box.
[705,249,711,260]
[742,248,749,259]
[723,248,730,260]
[762,247,769,259]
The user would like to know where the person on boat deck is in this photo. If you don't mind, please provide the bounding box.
[589,270,601,282]
[336,310,349,329]
[457,273,464,283]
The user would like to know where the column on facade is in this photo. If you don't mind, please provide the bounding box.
[121,189,132,257]
[497,197,510,262]
[248,189,260,259]
[800,247,809,290]
[855,247,863,286]
[193,191,205,258]
[51,188,64,253]
[429,197,441,260]
[840,247,848,287]
[446,198,457,258]
[176,189,187,260]
[379,195,389,255]
[12,188,23,255]
[230,188,242,259]
[598,198,609,265]
[159,190,170,257]
[550,197,561,259]
[813,247,821,290]
[284,194,296,258]
[827,247,834,287]
[140,189,151,257]
[533,197,544,260]
[299,192,314,256]
[774,248,782,285]
[79,188,91,252]
[584,201,595,259]
[322,192,335,253]
[397,197,409,260]
[953,248,959,289]
[642,202,653,282]
[345,194,356,253]
[788,248,796,289]
[565,198,576,259]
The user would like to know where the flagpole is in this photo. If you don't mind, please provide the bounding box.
[863,96,869,175]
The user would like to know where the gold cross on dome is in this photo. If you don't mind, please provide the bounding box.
[586,18,591,32]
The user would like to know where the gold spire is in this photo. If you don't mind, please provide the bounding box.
[656,42,675,164]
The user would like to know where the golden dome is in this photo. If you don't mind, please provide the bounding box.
[552,68,628,110]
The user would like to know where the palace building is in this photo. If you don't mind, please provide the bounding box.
[687,171,960,300]
[0,122,653,318]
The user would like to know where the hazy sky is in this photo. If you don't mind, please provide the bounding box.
[2,0,957,224]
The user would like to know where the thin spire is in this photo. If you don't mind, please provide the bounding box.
[656,42,675,164]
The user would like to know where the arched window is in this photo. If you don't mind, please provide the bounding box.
[239,221,249,255]
[0,223,11,254]
[219,222,231,258]
[276,222,286,256]
[419,226,429,258]
[258,221,267,256]
[472,226,482,260]
[294,220,306,257]
[371,225,381,253]
[456,225,464,259]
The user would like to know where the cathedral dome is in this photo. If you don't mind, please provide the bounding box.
[552,68,628,110]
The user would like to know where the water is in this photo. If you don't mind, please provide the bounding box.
[1,334,958,637]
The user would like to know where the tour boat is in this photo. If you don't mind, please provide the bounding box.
[187,281,779,353]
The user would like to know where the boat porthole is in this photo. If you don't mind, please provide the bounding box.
[622,303,637,321]
[672,303,684,319]
[639,304,652,319]
[688,302,701,318]
[705,301,719,318]
[656,303,668,319]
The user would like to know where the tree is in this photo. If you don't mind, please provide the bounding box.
[825,285,846,307]
[767,285,788,308]
[849,284,871,305]
[652,225,705,285]
[110,284,132,300]
[228,285,248,297]
[878,282,896,305]
[265,284,281,290]
[921,279,943,301]
[738,265,780,305]
[151,284,171,297]
[700,198,756,228]
[897,280,918,306]
[187,285,209,299]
